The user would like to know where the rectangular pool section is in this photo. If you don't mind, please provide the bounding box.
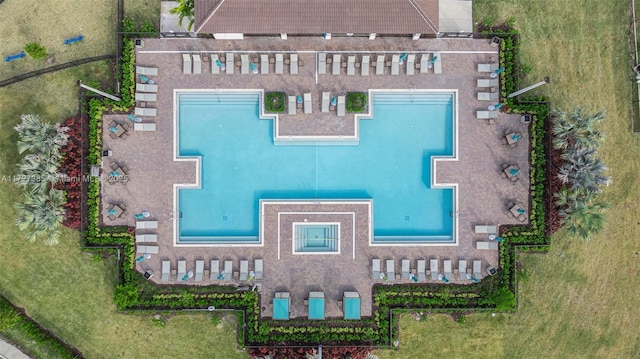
[176,91,455,244]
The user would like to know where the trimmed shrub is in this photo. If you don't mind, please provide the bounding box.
[265,92,286,113]
[24,42,47,60]
[346,92,367,112]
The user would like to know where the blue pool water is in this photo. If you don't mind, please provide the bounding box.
[177,92,454,242]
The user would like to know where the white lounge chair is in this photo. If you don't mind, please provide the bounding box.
[420,53,430,73]
[474,225,498,234]
[135,83,158,93]
[444,260,453,282]
[477,111,498,120]
[361,55,370,76]
[391,54,399,75]
[401,259,410,280]
[210,260,220,280]
[473,260,483,280]
[275,54,283,74]
[432,51,442,74]
[477,78,499,87]
[372,258,380,280]
[240,260,248,280]
[182,54,191,74]
[477,241,499,250]
[318,53,326,75]
[478,63,499,72]
[226,53,234,74]
[261,55,269,74]
[161,261,170,281]
[303,93,311,114]
[136,220,158,229]
[195,260,204,281]
[135,93,157,102]
[332,54,341,75]
[458,260,469,280]
[347,55,355,76]
[376,55,384,75]
[254,259,263,280]
[134,107,156,117]
[192,54,202,74]
[477,92,499,101]
[290,54,298,75]
[417,259,426,281]
[406,54,415,75]
[337,95,345,117]
[211,54,220,74]
[321,92,330,113]
[430,259,440,280]
[177,260,186,279]
[136,66,158,76]
[134,123,156,131]
[386,259,395,281]
[224,260,232,281]
[135,245,158,254]
[288,95,296,115]
[241,54,249,74]
[135,234,157,243]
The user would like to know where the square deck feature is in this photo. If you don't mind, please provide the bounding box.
[308,292,325,320]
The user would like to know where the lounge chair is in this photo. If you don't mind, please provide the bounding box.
[430,259,440,280]
[478,63,499,72]
[406,54,415,75]
[224,260,232,280]
[477,241,499,250]
[321,92,330,113]
[474,225,497,234]
[240,260,249,280]
[401,259,410,279]
[135,83,158,93]
[477,110,498,120]
[337,96,345,117]
[136,245,158,254]
[372,258,380,279]
[288,95,296,115]
[275,54,283,74]
[136,220,158,229]
[477,78,499,87]
[135,93,157,102]
[210,260,220,280]
[473,260,484,281]
[443,260,453,282]
[195,260,204,281]
[182,54,191,74]
[432,52,442,74]
[417,259,426,281]
[347,55,355,76]
[477,91,499,101]
[211,54,220,74]
[177,260,186,280]
[192,54,202,74]
[136,66,158,76]
[134,123,157,131]
[458,260,469,280]
[161,261,170,281]
[241,54,249,74]
[391,54,399,75]
[333,54,341,75]
[290,54,298,75]
[420,53,430,73]
[376,55,385,75]
[134,107,157,117]
[254,259,263,280]
[261,55,269,74]
[386,259,395,281]
[304,93,311,114]
[135,234,157,243]
[361,55,370,76]
[318,53,326,75]
[226,53,234,74]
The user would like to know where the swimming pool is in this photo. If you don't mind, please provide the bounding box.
[175,91,456,244]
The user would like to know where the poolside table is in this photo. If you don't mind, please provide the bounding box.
[505,132,522,146]
[509,202,527,218]
[503,164,520,179]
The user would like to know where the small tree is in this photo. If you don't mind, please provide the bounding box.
[24,42,47,60]
[169,0,195,31]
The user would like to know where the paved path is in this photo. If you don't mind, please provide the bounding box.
[0,339,30,359]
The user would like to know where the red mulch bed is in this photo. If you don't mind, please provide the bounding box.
[547,130,564,235]
[249,347,372,359]
[57,116,84,229]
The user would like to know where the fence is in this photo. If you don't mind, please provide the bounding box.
[0,55,114,88]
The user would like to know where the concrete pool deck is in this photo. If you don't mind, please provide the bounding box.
[100,36,530,319]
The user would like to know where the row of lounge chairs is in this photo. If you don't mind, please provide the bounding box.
[318,52,441,76]
[184,53,301,75]
[134,65,158,125]
[372,258,489,282]
[285,92,346,116]
[135,220,158,253]
[160,258,264,282]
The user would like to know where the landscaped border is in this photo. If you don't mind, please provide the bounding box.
[79,20,550,348]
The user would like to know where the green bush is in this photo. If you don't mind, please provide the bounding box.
[346,92,367,112]
[24,42,47,59]
[265,92,285,113]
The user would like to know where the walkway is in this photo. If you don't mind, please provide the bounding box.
[0,338,30,359]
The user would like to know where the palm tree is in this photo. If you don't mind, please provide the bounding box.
[562,200,609,241]
[15,114,68,158]
[15,188,65,245]
[558,147,610,192]
[169,0,195,31]
[16,154,62,192]
[551,108,604,151]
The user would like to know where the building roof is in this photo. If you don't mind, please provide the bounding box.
[194,0,439,35]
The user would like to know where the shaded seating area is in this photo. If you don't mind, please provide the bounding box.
[342,292,361,320]
[273,292,290,320]
[306,292,325,320]
[508,202,528,222]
